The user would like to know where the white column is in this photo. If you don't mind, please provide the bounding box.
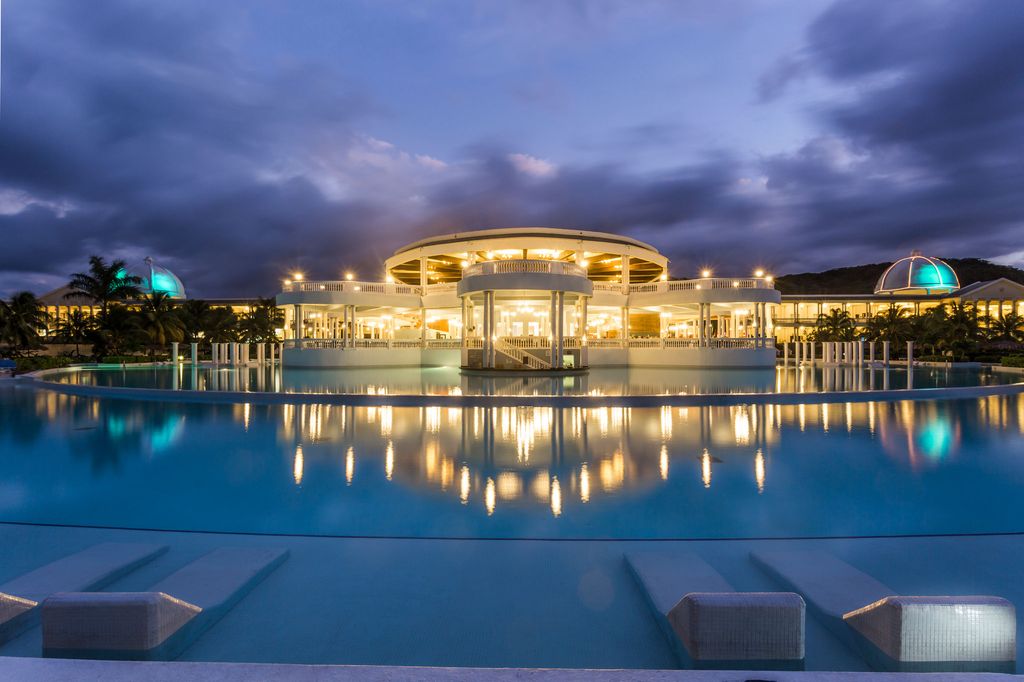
[229,342,237,367]
[487,291,496,368]
[278,342,284,363]
[783,341,789,366]
[460,297,467,349]
[421,307,428,346]
[171,342,179,364]
[556,291,565,366]
[268,342,275,364]
[419,256,428,288]
[621,306,630,345]
[882,340,890,366]
[809,341,816,363]
[580,296,589,367]
[350,306,358,348]
[907,340,914,367]
[857,340,864,366]
[621,254,630,294]
[869,341,876,363]
[211,342,219,365]
[550,291,559,367]
[190,342,198,365]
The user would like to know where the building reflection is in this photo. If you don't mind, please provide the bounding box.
[262,395,1024,516]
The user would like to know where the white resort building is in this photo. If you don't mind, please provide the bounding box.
[276,227,780,370]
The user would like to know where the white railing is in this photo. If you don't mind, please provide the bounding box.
[592,282,625,292]
[282,280,422,295]
[631,278,772,293]
[288,335,772,351]
[494,338,552,370]
[462,259,587,278]
[423,282,458,294]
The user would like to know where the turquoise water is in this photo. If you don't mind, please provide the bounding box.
[2,383,1023,539]
[46,364,1018,395]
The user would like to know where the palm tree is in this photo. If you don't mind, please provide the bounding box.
[138,292,184,356]
[237,298,285,342]
[0,292,49,354]
[987,311,1024,344]
[940,302,984,357]
[178,299,213,344]
[54,310,97,357]
[810,308,856,342]
[863,305,910,344]
[66,256,143,319]
[90,305,144,358]
[203,307,239,343]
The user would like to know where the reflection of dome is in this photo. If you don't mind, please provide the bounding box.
[874,251,958,295]
[123,257,187,299]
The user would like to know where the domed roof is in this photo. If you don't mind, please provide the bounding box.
[874,251,959,295]
[121,257,187,299]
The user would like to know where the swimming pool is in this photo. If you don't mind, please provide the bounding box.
[42,363,1019,396]
[3,382,1023,540]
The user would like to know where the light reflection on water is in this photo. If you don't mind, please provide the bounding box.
[2,386,1024,538]
[48,364,1020,396]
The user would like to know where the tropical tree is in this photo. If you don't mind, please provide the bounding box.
[237,298,285,342]
[89,305,144,358]
[863,305,911,344]
[0,291,49,354]
[66,256,143,318]
[138,292,184,356]
[54,310,97,357]
[203,307,239,343]
[987,311,1024,344]
[809,308,856,342]
[177,299,213,344]
[939,302,985,357]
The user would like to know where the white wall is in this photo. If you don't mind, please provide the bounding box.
[283,347,460,368]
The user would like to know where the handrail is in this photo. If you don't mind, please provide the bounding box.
[282,280,422,295]
[462,259,587,278]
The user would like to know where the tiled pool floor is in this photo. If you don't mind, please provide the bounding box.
[2,522,1022,671]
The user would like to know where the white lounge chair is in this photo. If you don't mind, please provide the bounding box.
[751,549,1016,673]
[627,552,805,670]
[0,542,166,644]
[41,546,288,660]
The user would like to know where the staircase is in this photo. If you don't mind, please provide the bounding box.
[494,338,552,370]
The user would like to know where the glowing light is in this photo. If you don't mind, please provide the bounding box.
[485,251,495,259]
[485,477,496,515]
[550,477,562,517]
[701,449,712,488]
[283,279,292,286]
[754,269,765,278]
[580,464,590,503]
[459,466,470,504]
[386,275,394,284]
[733,281,740,287]
[580,259,590,267]
[460,260,469,268]
[345,272,354,281]
[701,269,712,278]
[385,441,394,480]
[766,275,774,283]
[293,444,304,485]
[345,446,354,485]
[755,449,765,493]
[293,272,304,281]
[660,444,669,480]
[660,273,668,281]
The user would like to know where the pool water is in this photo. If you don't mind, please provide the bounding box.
[46,364,1018,396]
[3,384,1023,540]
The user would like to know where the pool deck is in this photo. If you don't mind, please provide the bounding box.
[0,657,1016,680]
[2,522,1024,672]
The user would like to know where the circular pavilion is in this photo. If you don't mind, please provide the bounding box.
[874,252,959,295]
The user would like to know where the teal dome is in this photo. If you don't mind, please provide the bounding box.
[118,257,187,299]
[874,252,958,295]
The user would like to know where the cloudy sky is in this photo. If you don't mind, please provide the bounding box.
[1,0,1022,297]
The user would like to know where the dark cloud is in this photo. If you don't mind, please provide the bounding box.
[1,0,1022,297]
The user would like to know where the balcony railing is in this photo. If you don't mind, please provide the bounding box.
[282,275,774,296]
[286,336,772,350]
[462,259,587,278]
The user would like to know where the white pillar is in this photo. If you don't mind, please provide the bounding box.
[556,291,565,366]
[783,340,789,366]
[229,342,237,367]
[421,307,427,346]
[171,342,179,364]
[869,341,876,363]
[882,341,890,366]
[211,343,219,365]
[795,337,802,365]
[580,296,589,367]
[550,291,559,367]
[278,342,284,363]
[190,342,198,365]
[621,254,630,294]
[907,340,914,367]
[857,340,864,366]
[622,306,630,345]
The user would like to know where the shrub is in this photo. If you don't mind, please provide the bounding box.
[14,355,73,373]
[1001,356,1024,368]
[100,355,152,364]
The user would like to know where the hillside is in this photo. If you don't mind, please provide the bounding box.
[774,258,1024,295]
